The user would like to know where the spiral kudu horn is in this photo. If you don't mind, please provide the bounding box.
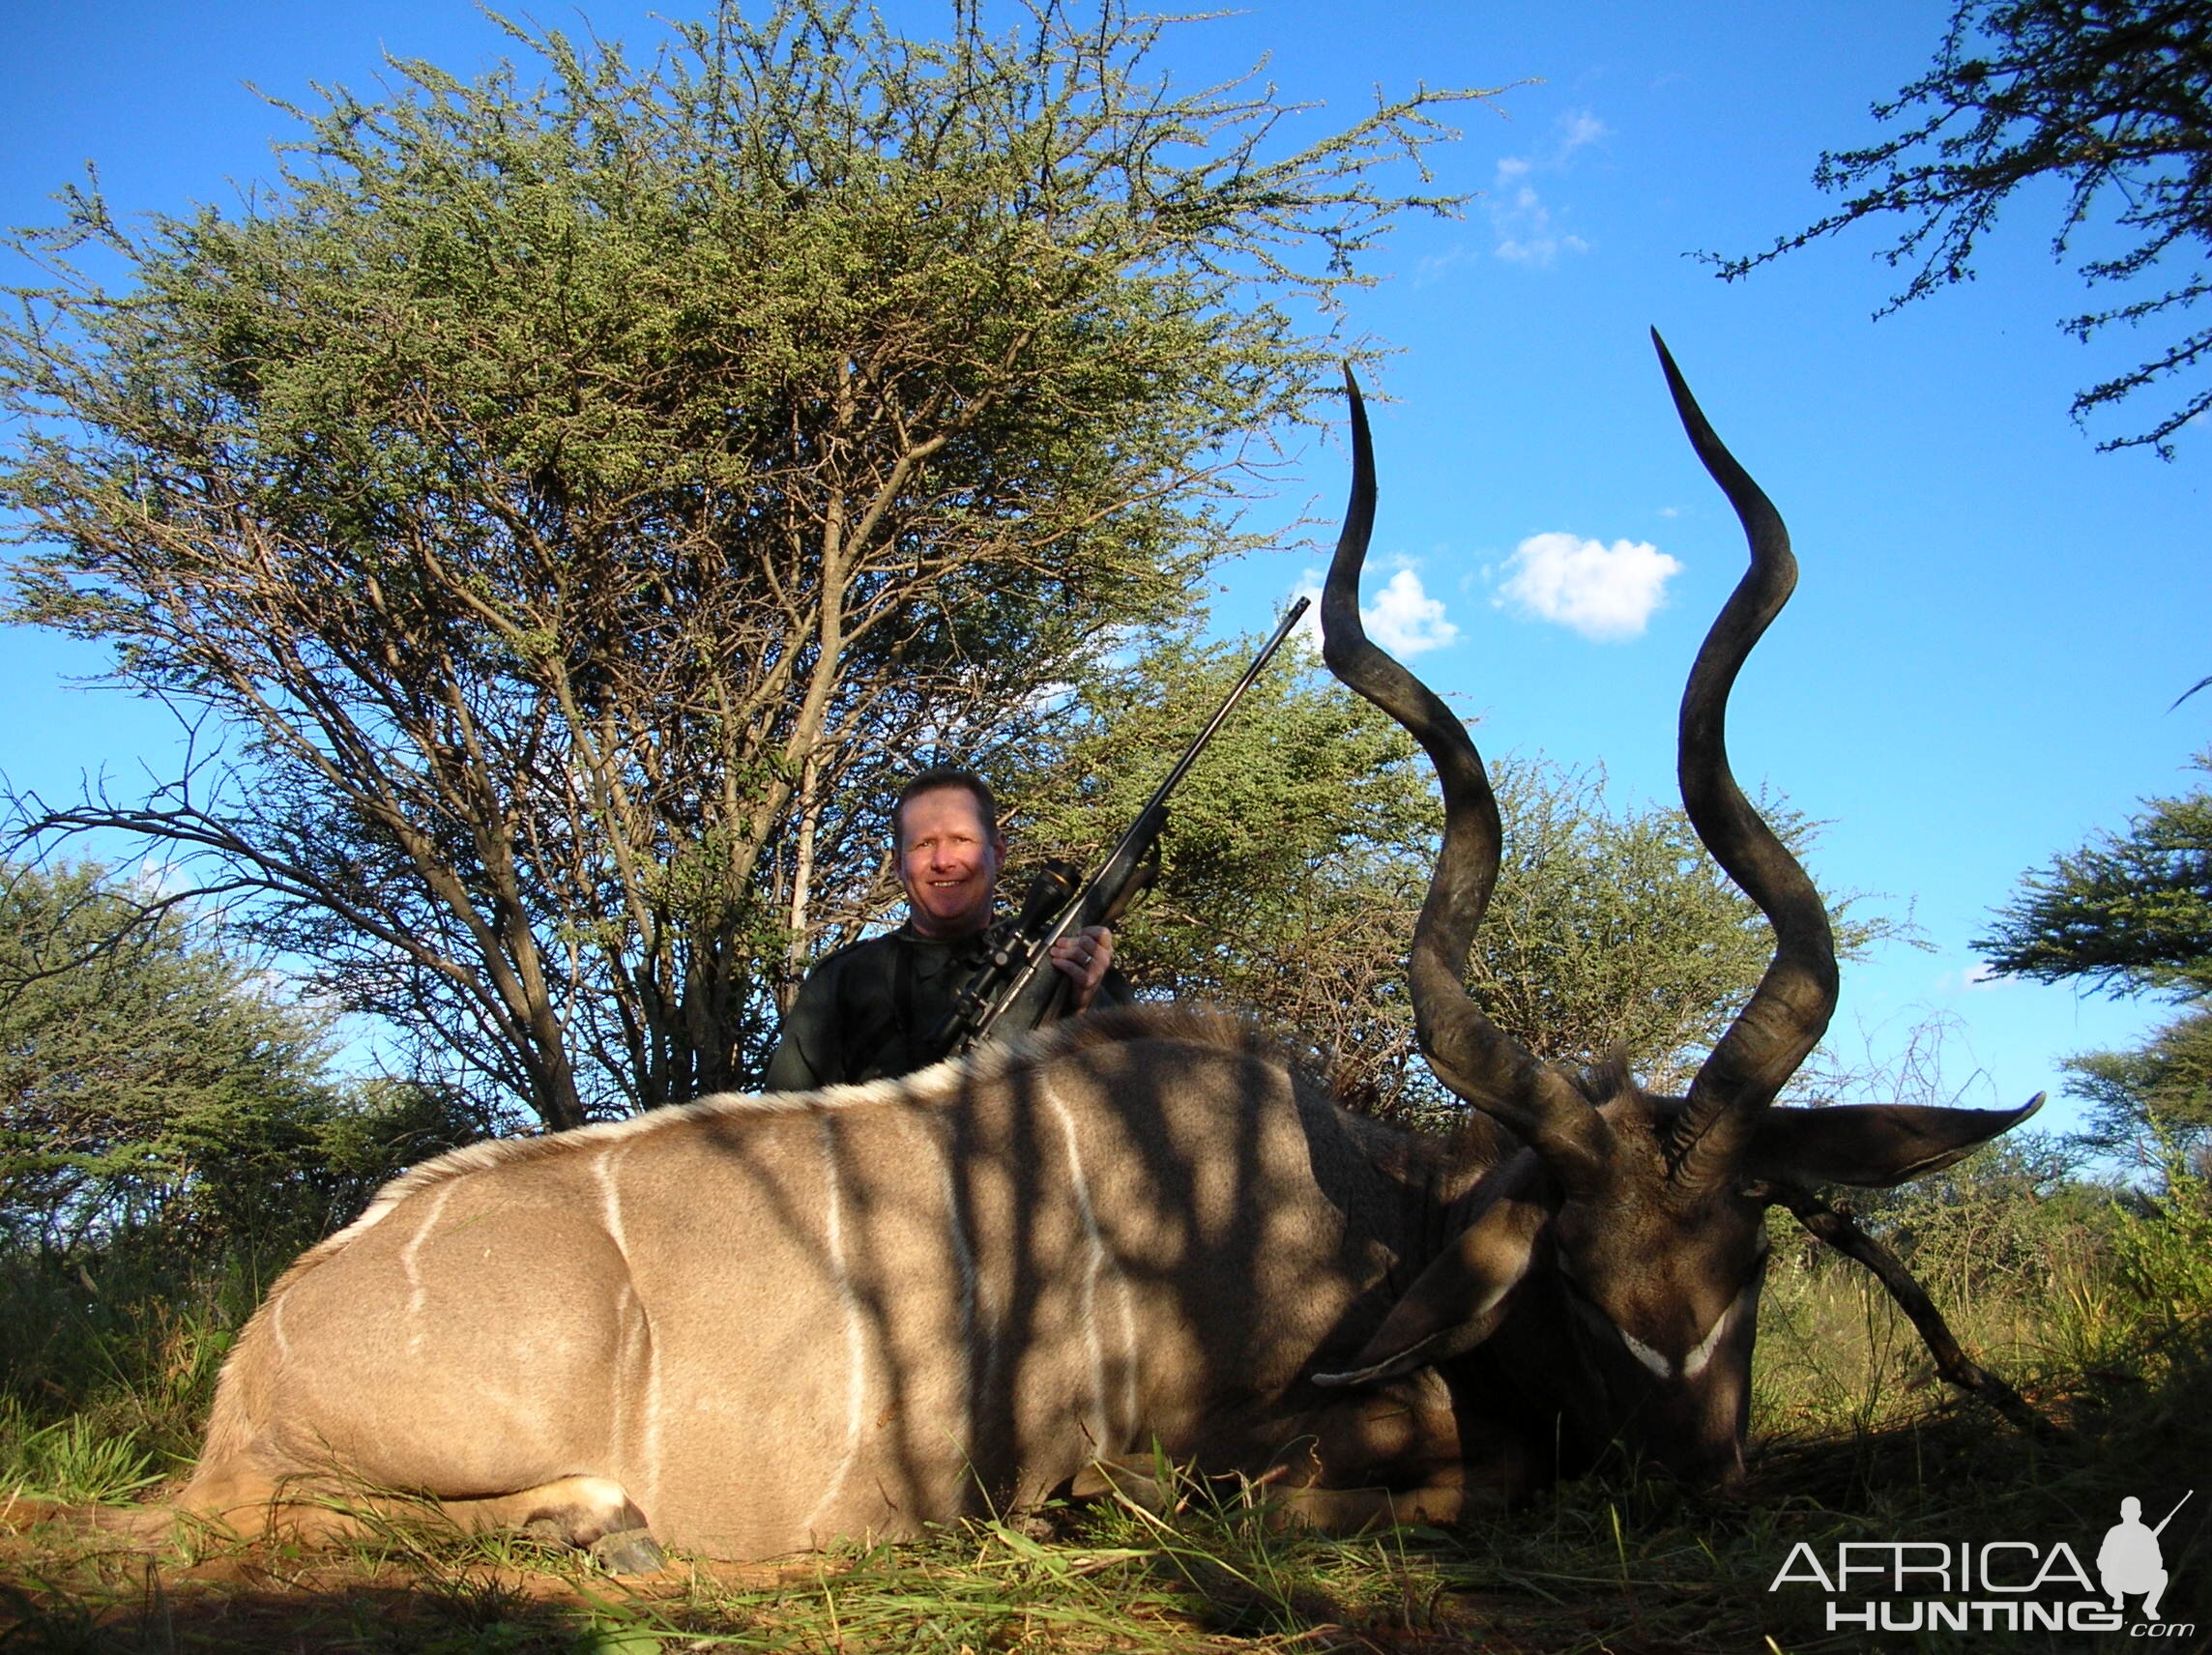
[1320,368,1608,1191]
[1653,332,1840,1185]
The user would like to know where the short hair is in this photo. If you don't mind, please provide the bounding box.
[891,767,1000,848]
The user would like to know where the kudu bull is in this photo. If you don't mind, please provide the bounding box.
[164,337,2034,1564]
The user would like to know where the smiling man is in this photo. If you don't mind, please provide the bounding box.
[763,767,1126,1091]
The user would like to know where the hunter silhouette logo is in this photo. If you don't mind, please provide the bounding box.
[2099,1491,2190,1624]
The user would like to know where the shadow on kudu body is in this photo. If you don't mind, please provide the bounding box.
[164,338,2034,1564]
[182,1015,1508,1559]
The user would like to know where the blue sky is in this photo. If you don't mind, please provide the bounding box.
[3,0,2204,1128]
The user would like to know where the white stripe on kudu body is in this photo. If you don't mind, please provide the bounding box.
[801,1112,868,1538]
[1049,1093,1116,1452]
[399,1179,458,1352]
[932,1118,980,1469]
[595,1142,632,1262]
[635,1301,665,1521]
[180,1019,1430,1556]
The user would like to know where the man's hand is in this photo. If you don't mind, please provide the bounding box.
[1048,924,1115,1011]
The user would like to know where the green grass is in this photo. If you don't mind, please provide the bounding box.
[0,1409,160,1507]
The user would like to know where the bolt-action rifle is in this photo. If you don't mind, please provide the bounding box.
[924,596,1312,1060]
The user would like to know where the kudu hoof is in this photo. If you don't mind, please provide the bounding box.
[590,1525,667,1575]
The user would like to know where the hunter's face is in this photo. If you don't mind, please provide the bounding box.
[897,788,1004,939]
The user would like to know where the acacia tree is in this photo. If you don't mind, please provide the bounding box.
[1710,0,2212,453]
[1,2,1488,1127]
[1976,754,2212,1154]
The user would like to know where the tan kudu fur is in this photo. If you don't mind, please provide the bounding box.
[177,1013,1508,1559]
[165,338,2035,1563]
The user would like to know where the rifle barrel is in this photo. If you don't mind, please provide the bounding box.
[2154,1489,2193,1534]
[1122,595,1312,833]
[965,596,1312,1043]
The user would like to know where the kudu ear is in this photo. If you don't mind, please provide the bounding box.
[1311,1170,1550,1390]
[1746,1094,2043,1190]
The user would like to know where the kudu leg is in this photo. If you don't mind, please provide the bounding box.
[442,1475,666,1572]
[168,1466,665,1572]
[1260,1368,1527,1530]
[1270,1479,1480,1530]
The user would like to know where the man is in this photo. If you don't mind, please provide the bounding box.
[764,767,1126,1090]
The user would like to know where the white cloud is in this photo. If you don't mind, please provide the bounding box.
[1485,109,1607,267]
[1412,245,1471,287]
[1557,110,1609,154]
[1365,567,1459,655]
[1489,182,1589,266]
[1290,566,1458,656]
[1497,532,1680,641]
